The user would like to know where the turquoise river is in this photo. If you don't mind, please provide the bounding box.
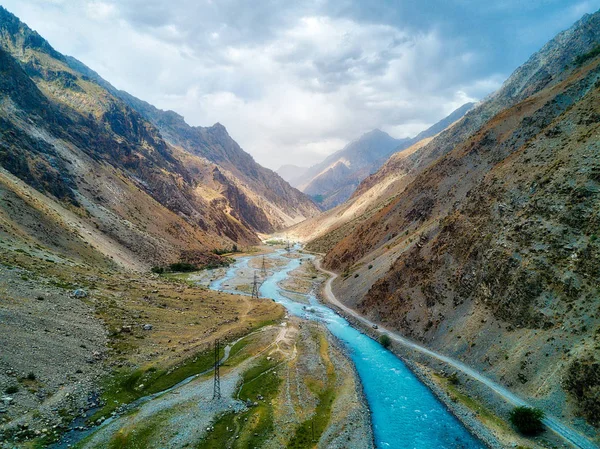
[211,248,485,449]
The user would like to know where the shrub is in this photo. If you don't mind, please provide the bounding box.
[5,385,18,394]
[448,372,460,385]
[212,248,232,255]
[26,372,36,381]
[509,406,545,435]
[379,334,391,349]
[368,264,373,269]
[151,266,164,274]
[168,262,197,272]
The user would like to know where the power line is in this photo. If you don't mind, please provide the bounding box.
[213,339,221,400]
[251,270,260,299]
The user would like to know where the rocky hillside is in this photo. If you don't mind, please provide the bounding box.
[318,10,600,434]
[292,104,474,211]
[292,129,409,209]
[285,105,472,248]
[65,57,320,230]
[0,7,318,269]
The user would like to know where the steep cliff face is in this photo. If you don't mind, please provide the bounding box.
[0,7,319,269]
[319,12,600,430]
[65,57,320,231]
[0,43,251,269]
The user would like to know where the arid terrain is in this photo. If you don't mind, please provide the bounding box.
[2,3,600,449]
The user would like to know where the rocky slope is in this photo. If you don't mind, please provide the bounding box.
[291,104,474,211]
[0,6,318,271]
[293,129,409,209]
[317,10,600,437]
[65,59,320,231]
[284,106,470,248]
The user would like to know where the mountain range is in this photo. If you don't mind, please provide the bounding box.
[1,4,600,447]
[297,9,600,432]
[0,6,319,270]
[279,102,474,210]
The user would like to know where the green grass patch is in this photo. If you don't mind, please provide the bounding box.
[50,279,77,290]
[287,384,335,448]
[196,411,237,449]
[439,374,507,430]
[89,347,221,423]
[197,356,282,449]
[223,337,254,367]
[287,333,336,448]
[106,411,167,449]
[264,239,285,245]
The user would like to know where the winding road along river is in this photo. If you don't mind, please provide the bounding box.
[212,249,486,449]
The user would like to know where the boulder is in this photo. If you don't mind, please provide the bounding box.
[72,289,88,298]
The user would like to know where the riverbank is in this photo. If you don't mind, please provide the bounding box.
[271,250,484,448]
[308,276,501,449]
[311,256,592,449]
[66,248,375,448]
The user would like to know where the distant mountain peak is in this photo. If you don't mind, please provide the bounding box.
[293,103,474,210]
[0,5,64,61]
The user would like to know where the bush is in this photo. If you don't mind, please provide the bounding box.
[26,372,36,381]
[168,262,197,272]
[448,372,460,385]
[5,385,18,394]
[212,248,231,255]
[509,406,545,435]
[151,266,164,274]
[379,334,391,349]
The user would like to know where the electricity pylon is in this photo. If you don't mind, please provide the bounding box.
[212,339,221,400]
[261,255,268,277]
[251,271,260,299]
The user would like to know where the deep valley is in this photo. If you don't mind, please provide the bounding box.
[1,3,600,449]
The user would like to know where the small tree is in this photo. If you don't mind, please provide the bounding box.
[509,406,545,435]
[448,372,460,385]
[379,334,391,349]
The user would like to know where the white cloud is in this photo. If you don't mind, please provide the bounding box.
[85,1,116,21]
[4,0,596,169]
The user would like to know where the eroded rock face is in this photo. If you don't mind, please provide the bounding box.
[0,6,320,270]
[565,358,600,426]
[318,10,600,429]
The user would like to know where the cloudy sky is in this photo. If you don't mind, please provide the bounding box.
[3,0,600,169]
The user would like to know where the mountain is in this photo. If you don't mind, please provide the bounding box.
[276,164,309,185]
[294,104,474,211]
[313,10,600,431]
[284,104,474,245]
[412,102,475,141]
[0,6,319,270]
[292,129,409,209]
[64,56,319,230]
